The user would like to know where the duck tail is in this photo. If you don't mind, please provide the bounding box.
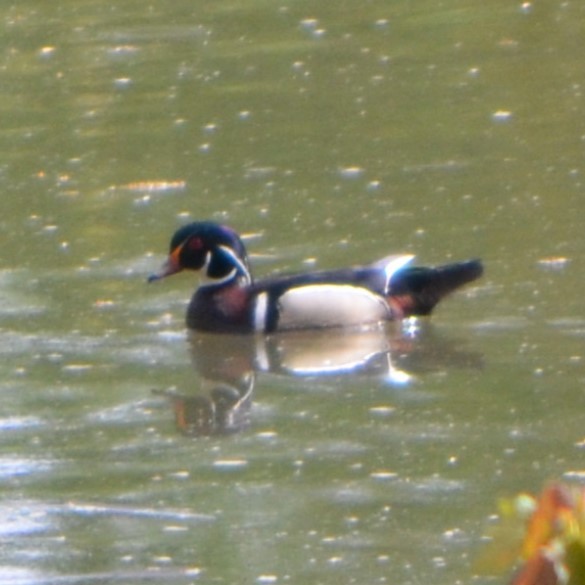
[388,259,483,317]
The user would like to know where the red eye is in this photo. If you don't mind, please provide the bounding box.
[188,237,203,251]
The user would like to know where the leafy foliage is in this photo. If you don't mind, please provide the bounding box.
[478,483,585,585]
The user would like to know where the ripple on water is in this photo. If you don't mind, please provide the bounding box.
[391,475,467,505]
[0,566,45,584]
[0,501,50,537]
[0,328,182,368]
[0,269,47,325]
[63,501,215,523]
[0,457,55,479]
[0,330,103,357]
[0,416,44,431]
[547,317,585,338]
[472,316,530,332]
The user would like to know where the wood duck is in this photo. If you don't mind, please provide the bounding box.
[148,221,483,334]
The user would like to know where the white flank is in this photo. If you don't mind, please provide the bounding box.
[277,285,390,330]
[254,292,268,332]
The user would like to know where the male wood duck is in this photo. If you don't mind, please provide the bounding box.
[148,221,483,334]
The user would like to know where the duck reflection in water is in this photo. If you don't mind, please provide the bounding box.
[155,321,483,437]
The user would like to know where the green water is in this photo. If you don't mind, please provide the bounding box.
[1,1,583,584]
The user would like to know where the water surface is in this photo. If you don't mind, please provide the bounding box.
[1,1,583,584]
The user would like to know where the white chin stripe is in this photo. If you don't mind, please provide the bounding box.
[254,292,269,332]
[200,267,237,288]
[217,245,251,284]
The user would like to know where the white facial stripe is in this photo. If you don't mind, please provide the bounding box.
[217,245,251,284]
[202,250,212,271]
[254,292,268,332]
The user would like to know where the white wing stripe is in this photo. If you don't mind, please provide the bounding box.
[383,255,415,292]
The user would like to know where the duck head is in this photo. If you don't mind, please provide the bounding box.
[148,221,251,285]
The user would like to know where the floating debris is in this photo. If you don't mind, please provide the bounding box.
[492,110,513,123]
[212,459,248,470]
[93,299,115,308]
[113,77,132,89]
[369,406,396,416]
[107,45,139,57]
[338,166,364,179]
[300,18,319,30]
[299,18,325,38]
[536,256,570,270]
[62,363,94,373]
[113,180,186,193]
[370,471,398,480]
[38,46,56,58]
[257,575,278,584]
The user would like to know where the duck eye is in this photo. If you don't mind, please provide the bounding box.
[187,237,203,251]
